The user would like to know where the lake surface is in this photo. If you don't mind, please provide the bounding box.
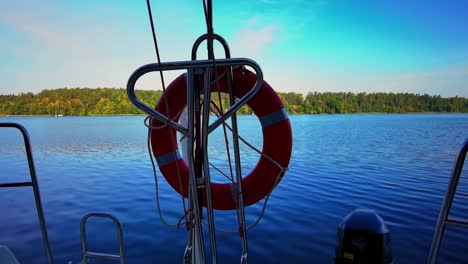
[0,114,467,263]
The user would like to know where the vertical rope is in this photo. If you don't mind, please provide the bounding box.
[145,0,187,228]
[146,0,167,91]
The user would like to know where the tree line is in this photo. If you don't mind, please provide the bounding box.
[280,92,467,114]
[0,88,466,116]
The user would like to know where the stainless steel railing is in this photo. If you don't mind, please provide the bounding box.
[80,212,126,264]
[0,122,55,264]
[427,138,468,264]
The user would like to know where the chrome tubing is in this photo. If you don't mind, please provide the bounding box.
[227,69,249,263]
[186,68,206,264]
[0,122,55,264]
[191,33,231,60]
[427,139,468,264]
[126,58,263,136]
[80,212,126,264]
[202,68,218,263]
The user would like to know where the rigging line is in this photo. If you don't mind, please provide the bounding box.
[205,100,236,183]
[146,121,186,228]
[208,101,238,183]
[145,0,187,220]
[207,101,277,232]
[226,122,285,171]
[201,3,226,262]
[200,5,249,251]
[209,100,236,183]
[209,161,234,182]
[201,169,283,233]
[199,96,236,184]
[146,0,167,90]
[223,114,286,171]
[211,74,236,185]
[145,117,189,226]
[143,108,186,130]
[202,0,215,60]
[198,3,237,184]
[206,102,285,232]
[202,4,248,254]
[209,100,285,172]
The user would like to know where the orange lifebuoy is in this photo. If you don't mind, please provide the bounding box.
[151,67,292,210]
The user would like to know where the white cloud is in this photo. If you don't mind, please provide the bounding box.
[230,19,279,58]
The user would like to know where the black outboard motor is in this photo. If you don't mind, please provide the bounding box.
[335,209,393,264]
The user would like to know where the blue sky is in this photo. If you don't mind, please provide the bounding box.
[1,0,467,97]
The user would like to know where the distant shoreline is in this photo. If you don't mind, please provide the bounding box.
[2,112,467,117]
[1,88,466,115]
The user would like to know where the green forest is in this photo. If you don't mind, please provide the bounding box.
[0,88,467,116]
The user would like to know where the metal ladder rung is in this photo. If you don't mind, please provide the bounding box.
[446,217,468,227]
[0,182,33,188]
[80,212,125,264]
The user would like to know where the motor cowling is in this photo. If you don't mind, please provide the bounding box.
[335,209,393,264]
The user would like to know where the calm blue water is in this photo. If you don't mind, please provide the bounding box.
[0,114,467,263]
